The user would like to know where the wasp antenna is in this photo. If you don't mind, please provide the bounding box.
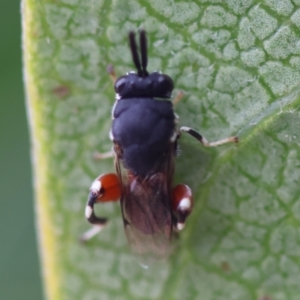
[129,31,142,76]
[139,30,149,77]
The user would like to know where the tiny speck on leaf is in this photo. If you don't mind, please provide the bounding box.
[53,85,70,98]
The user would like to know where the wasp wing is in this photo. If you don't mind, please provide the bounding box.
[122,173,174,258]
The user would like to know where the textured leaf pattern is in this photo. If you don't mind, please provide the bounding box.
[23,0,300,299]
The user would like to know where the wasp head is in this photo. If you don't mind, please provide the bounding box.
[114,30,174,99]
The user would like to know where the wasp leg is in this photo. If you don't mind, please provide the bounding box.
[80,173,121,242]
[107,64,117,83]
[93,150,114,160]
[180,126,238,147]
[172,184,193,231]
[172,91,184,106]
[80,225,105,242]
[80,191,107,242]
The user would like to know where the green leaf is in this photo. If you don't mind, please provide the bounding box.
[23,0,300,299]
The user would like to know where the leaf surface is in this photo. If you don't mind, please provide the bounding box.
[23,0,300,299]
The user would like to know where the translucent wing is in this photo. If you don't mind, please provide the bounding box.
[116,149,176,259]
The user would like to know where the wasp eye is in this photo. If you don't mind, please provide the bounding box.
[157,75,165,83]
[156,74,174,98]
[114,76,127,94]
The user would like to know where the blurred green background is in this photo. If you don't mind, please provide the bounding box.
[0,0,43,298]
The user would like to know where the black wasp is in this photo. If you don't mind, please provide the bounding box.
[81,30,238,258]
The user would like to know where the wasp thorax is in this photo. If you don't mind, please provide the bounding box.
[115,72,174,99]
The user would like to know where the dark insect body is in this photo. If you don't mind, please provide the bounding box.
[82,30,238,258]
